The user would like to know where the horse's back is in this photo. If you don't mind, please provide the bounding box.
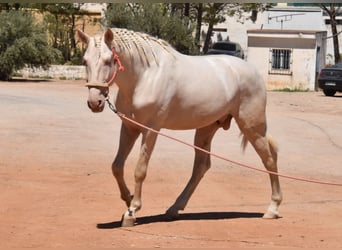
[179,54,266,108]
[205,54,265,92]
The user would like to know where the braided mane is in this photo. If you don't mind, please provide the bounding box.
[110,28,177,66]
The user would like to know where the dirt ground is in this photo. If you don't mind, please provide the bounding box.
[1,79,341,248]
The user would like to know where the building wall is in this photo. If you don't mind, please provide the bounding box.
[77,3,106,36]
[290,49,316,90]
[202,13,264,57]
[206,5,340,65]
[247,30,326,91]
[262,6,341,65]
[248,45,317,90]
[264,7,325,31]
[18,65,86,80]
[76,14,103,36]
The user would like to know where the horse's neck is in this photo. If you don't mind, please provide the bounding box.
[112,33,180,102]
[115,41,173,81]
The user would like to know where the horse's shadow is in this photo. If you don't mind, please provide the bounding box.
[97,211,263,229]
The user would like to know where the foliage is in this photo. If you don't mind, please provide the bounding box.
[0,10,61,80]
[0,3,274,73]
[106,3,197,54]
[274,87,309,92]
[33,3,87,64]
[201,3,227,53]
[1,3,86,65]
[0,3,21,11]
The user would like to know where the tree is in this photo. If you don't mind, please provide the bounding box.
[0,11,61,80]
[106,3,197,54]
[195,3,203,50]
[320,3,341,63]
[202,3,227,53]
[2,3,87,64]
[0,3,20,11]
[34,3,86,64]
[160,3,204,51]
[201,3,271,53]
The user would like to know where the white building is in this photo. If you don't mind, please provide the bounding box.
[263,5,340,65]
[264,6,325,30]
[203,4,342,90]
[207,4,341,65]
[247,29,326,91]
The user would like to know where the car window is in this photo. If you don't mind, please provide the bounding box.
[212,43,236,51]
[331,62,342,68]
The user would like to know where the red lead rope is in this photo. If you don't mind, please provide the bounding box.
[105,97,342,187]
[107,47,125,86]
[104,48,341,187]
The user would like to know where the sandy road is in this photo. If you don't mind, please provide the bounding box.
[0,80,341,248]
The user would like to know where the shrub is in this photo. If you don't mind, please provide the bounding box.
[0,10,61,80]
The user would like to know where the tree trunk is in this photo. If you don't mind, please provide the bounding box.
[53,14,58,49]
[321,4,341,64]
[329,4,341,63]
[70,13,76,59]
[195,3,203,51]
[184,3,190,17]
[203,21,214,54]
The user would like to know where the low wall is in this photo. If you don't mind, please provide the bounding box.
[17,65,87,80]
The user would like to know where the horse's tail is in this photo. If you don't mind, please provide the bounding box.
[240,133,249,152]
[240,133,278,154]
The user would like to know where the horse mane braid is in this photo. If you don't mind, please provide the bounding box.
[111,28,176,66]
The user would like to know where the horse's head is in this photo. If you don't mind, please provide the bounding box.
[77,29,116,113]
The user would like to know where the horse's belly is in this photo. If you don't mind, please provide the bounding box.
[162,105,231,130]
[161,88,237,130]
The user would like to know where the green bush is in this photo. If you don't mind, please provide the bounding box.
[0,10,61,80]
[106,3,198,55]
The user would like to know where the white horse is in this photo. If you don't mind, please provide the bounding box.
[77,28,282,227]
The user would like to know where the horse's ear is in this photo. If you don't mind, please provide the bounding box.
[104,28,114,46]
[76,29,90,44]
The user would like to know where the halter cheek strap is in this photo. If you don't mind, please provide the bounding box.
[107,47,125,86]
[85,47,124,88]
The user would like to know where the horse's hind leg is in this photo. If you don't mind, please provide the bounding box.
[235,116,282,219]
[166,123,219,220]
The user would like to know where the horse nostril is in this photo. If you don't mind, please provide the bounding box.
[98,100,103,107]
[87,101,91,109]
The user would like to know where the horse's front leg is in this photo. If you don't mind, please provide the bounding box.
[112,123,140,207]
[121,129,158,227]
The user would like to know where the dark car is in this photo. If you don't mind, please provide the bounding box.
[318,62,342,96]
[206,41,245,59]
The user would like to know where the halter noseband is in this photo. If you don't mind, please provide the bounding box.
[85,47,124,88]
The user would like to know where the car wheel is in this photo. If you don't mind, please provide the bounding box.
[323,89,336,96]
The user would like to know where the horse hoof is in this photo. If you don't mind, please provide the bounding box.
[262,210,280,219]
[121,210,136,227]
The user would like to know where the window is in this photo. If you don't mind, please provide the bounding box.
[212,42,236,51]
[269,48,292,75]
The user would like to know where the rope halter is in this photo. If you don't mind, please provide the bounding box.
[85,47,124,88]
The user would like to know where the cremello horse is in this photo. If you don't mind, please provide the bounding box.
[77,28,282,227]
